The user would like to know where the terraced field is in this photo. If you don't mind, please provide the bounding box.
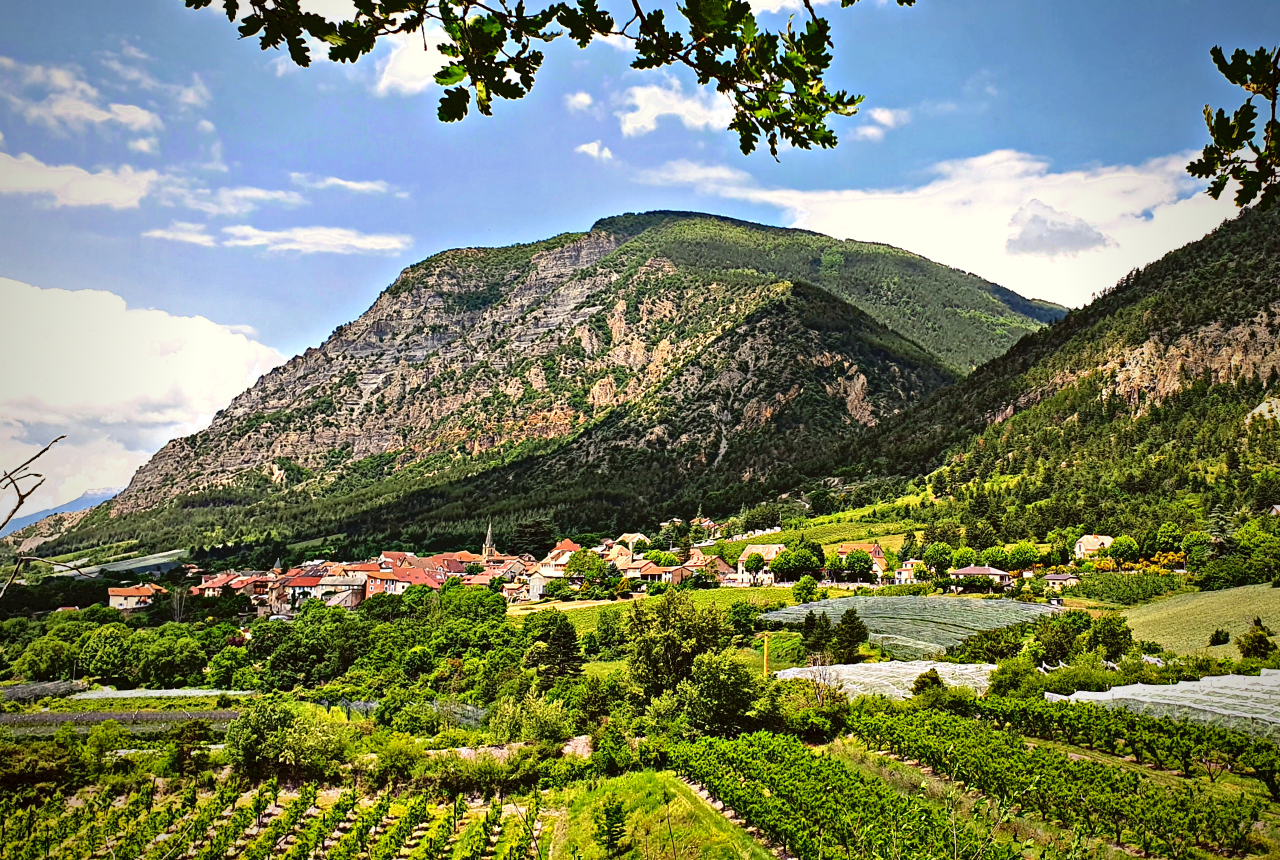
[1123,584,1280,654]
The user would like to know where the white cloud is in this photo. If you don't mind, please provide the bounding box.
[221,225,412,254]
[128,136,159,154]
[161,181,307,216]
[852,106,910,142]
[196,119,216,134]
[0,56,163,133]
[102,57,211,109]
[290,172,390,193]
[574,140,613,161]
[0,150,157,208]
[867,107,910,129]
[0,277,284,509]
[640,149,1239,308]
[616,79,733,137]
[375,28,450,96]
[565,91,594,112]
[638,159,752,191]
[142,221,216,247]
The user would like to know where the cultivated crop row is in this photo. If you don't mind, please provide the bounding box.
[672,732,1025,860]
[849,710,1261,857]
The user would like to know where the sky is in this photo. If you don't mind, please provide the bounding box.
[1,0,1276,512]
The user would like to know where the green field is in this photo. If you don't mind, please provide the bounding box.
[1123,584,1280,655]
[548,770,772,860]
[717,510,920,562]
[512,587,863,633]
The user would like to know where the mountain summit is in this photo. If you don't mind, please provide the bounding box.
[44,211,1062,551]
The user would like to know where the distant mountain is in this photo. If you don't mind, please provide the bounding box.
[40,211,1061,555]
[845,204,1280,538]
[1,488,120,538]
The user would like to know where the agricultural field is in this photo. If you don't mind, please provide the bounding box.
[1123,584,1280,654]
[547,770,770,860]
[1058,669,1280,741]
[716,514,918,563]
[762,596,1058,659]
[508,587,860,634]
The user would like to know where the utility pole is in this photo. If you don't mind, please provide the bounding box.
[762,631,770,678]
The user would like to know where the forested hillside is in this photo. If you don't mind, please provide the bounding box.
[14,211,1057,555]
[845,204,1280,538]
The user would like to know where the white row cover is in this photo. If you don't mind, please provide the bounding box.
[777,660,998,700]
[1050,668,1280,741]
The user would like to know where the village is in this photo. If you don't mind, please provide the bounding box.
[101,519,1114,617]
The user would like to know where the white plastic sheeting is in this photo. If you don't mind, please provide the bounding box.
[762,596,1059,660]
[1050,668,1280,741]
[776,660,999,700]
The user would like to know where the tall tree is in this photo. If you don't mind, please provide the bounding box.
[625,590,731,699]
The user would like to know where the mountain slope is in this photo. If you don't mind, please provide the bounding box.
[846,204,1280,538]
[41,211,1059,553]
[0,488,119,538]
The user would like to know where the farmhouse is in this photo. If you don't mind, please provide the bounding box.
[1074,534,1114,559]
[733,543,785,586]
[950,564,1013,588]
[837,543,888,576]
[1044,572,1081,590]
[107,583,167,612]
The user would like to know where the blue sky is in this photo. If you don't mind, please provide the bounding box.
[1,0,1276,508]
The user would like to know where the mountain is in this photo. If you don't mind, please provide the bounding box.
[38,211,1061,555]
[845,203,1280,539]
[1,488,120,538]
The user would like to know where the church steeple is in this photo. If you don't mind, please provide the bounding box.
[483,520,495,560]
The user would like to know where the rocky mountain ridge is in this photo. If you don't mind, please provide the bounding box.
[109,212,1059,523]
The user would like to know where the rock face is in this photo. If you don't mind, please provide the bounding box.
[102,211,1058,536]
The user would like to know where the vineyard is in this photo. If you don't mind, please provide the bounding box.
[846,710,1265,857]
[0,781,544,860]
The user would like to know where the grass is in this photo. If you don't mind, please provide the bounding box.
[1123,583,1280,655]
[547,770,772,860]
[511,587,863,634]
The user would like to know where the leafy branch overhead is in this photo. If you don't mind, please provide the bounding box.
[1189,45,1280,210]
[183,0,914,156]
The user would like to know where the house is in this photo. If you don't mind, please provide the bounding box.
[1044,572,1081,591]
[737,545,783,578]
[190,572,240,598]
[1074,534,1114,559]
[893,559,923,585]
[617,532,649,551]
[462,571,498,588]
[273,573,323,611]
[538,539,581,577]
[618,558,660,582]
[416,554,468,576]
[671,556,731,586]
[366,567,409,596]
[949,565,1012,588]
[107,583,167,612]
[378,551,418,568]
[315,575,366,605]
[527,571,565,601]
[501,581,529,602]
[1270,505,1280,517]
[836,543,888,576]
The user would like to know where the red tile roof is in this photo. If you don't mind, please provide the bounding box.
[552,539,581,552]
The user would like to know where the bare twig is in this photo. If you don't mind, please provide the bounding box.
[0,435,65,534]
